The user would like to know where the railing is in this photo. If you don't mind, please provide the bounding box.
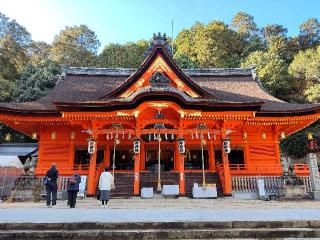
[229,164,282,176]
[36,163,102,175]
[231,176,282,194]
[231,176,312,194]
[0,167,24,199]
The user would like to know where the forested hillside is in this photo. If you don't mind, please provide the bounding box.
[0,11,319,158]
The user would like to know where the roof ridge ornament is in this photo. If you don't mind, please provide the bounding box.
[149,71,170,87]
[145,32,172,56]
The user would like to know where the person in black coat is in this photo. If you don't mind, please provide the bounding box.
[67,173,81,208]
[45,163,59,207]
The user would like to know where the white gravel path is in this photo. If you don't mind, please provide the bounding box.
[0,197,320,223]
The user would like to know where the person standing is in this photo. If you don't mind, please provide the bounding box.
[45,163,59,207]
[67,173,81,208]
[98,167,114,207]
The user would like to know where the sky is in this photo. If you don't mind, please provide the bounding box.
[0,0,319,50]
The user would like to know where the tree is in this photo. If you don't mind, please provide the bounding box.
[289,46,320,102]
[0,78,14,102]
[0,35,28,82]
[174,22,205,65]
[231,12,265,59]
[241,50,290,98]
[195,21,245,67]
[13,60,61,102]
[0,12,31,47]
[98,40,149,68]
[28,41,52,64]
[299,18,320,49]
[231,11,258,36]
[173,53,199,68]
[51,24,100,66]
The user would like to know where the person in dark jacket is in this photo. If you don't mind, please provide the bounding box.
[45,163,59,207]
[67,173,81,208]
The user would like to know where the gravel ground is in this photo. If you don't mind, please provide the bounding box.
[0,197,320,223]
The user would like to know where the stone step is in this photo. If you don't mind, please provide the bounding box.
[0,227,320,239]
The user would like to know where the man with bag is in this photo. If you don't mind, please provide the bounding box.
[45,163,59,207]
[67,173,81,208]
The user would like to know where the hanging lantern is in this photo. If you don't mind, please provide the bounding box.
[280,131,285,139]
[207,132,211,140]
[5,133,11,142]
[133,138,140,153]
[171,133,174,140]
[51,132,57,140]
[213,133,216,141]
[154,133,157,140]
[106,133,109,140]
[128,133,131,139]
[88,140,96,154]
[70,132,76,140]
[195,131,198,139]
[178,137,185,153]
[191,132,194,140]
[262,132,266,140]
[223,137,231,154]
[242,132,247,140]
[122,131,125,139]
[32,132,37,140]
[165,133,168,140]
[111,133,113,139]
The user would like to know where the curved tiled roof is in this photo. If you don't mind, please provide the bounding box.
[0,62,319,116]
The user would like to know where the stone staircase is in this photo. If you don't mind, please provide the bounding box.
[1,221,320,239]
[140,171,179,192]
[185,172,223,197]
[110,173,134,198]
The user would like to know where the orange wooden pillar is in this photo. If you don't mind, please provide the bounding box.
[208,140,215,172]
[174,141,181,171]
[179,153,185,195]
[87,139,98,196]
[221,129,232,196]
[133,133,141,195]
[176,136,185,195]
[140,142,145,171]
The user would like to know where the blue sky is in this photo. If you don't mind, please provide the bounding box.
[0,0,319,50]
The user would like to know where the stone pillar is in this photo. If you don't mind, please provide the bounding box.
[307,153,320,200]
[87,139,98,196]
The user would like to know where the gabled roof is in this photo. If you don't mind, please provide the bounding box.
[0,34,320,117]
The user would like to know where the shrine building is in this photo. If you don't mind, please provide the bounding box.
[1,34,320,197]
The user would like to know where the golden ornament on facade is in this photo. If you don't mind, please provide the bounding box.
[307,132,313,140]
[51,132,57,140]
[70,132,76,140]
[262,132,267,139]
[5,133,11,141]
[242,132,248,140]
[280,131,285,139]
[32,132,37,140]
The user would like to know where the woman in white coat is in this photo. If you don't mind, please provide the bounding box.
[98,167,114,206]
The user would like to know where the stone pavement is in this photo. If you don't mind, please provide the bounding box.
[1,197,320,223]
